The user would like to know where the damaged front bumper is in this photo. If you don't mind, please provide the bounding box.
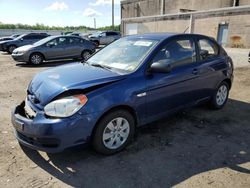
[11,101,97,153]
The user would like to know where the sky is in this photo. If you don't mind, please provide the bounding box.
[0,0,121,28]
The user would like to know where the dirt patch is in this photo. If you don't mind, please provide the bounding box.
[0,54,250,187]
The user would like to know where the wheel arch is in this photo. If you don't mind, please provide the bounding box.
[222,78,232,90]
[29,52,45,61]
[90,105,138,140]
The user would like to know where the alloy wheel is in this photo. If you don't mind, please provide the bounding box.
[102,117,130,149]
[216,85,228,106]
[31,54,42,65]
[82,51,91,60]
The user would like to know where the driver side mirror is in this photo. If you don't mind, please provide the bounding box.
[149,60,172,73]
[20,38,23,41]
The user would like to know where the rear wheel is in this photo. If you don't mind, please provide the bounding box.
[210,81,229,109]
[8,45,17,54]
[92,110,135,155]
[81,50,91,61]
[29,53,43,65]
[93,40,99,47]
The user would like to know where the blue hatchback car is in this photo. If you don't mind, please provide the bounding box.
[12,33,234,155]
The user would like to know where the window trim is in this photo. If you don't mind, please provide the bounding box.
[147,37,198,71]
[196,37,220,62]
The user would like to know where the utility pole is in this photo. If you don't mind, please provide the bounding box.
[94,18,96,29]
[112,0,114,30]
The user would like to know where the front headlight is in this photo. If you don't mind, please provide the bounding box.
[44,95,88,118]
[13,50,25,54]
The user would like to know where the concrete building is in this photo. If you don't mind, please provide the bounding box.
[121,0,250,48]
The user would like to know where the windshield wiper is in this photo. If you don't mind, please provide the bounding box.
[90,63,112,70]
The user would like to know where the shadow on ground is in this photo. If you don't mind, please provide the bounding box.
[21,99,250,187]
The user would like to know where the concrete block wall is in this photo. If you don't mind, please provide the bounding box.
[164,0,233,14]
[193,14,250,48]
[121,0,250,18]
[122,6,250,48]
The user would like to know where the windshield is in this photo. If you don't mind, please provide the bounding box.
[91,31,102,37]
[33,36,55,46]
[15,34,26,40]
[87,37,159,73]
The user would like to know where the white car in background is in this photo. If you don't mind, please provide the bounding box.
[88,31,121,46]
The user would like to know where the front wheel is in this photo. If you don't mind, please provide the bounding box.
[210,81,229,109]
[8,45,17,54]
[29,53,43,65]
[92,110,135,155]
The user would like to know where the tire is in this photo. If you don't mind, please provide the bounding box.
[29,53,43,65]
[81,50,91,61]
[8,45,17,54]
[210,81,229,109]
[93,40,99,47]
[92,110,135,155]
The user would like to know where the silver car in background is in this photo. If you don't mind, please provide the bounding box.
[12,35,96,65]
[88,31,121,46]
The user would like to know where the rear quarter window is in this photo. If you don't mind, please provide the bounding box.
[198,39,219,60]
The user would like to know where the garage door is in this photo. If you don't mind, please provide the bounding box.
[125,23,138,35]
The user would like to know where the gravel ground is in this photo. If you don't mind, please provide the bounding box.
[0,52,250,188]
[225,48,250,67]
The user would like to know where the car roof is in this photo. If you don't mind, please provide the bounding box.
[48,35,84,39]
[126,33,213,41]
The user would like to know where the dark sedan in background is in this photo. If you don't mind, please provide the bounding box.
[0,33,49,53]
[0,34,20,41]
[12,35,96,65]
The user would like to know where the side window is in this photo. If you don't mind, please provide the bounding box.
[23,34,33,40]
[58,37,68,45]
[36,34,47,39]
[46,38,58,47]
[31,34,42,39]
[100,32,106,37]
[107,32,117,36]
[69,37,81,44]
[198,39,219,60]
[152,39,196,68]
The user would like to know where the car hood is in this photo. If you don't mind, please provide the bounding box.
[0,40,12,44]
[15,45,34,51]
[28,62,126,106]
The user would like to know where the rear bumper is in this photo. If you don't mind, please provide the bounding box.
[11,101,97,153]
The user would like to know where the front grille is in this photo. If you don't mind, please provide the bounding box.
[17,131,60,148]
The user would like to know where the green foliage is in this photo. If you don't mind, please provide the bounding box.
[0,23,121,32]
[0,23,94,31]
[97,25,120,31]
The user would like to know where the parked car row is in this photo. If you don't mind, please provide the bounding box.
[0,31,121,65]
[12,35,96,65]
[0,33,50,54]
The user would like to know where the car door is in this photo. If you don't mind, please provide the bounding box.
[43,37,69,60]
[67,37,82,57]
[195,37,226,98]
[99,32,109,45]
[145,37,204,121]
[105,32,116,44]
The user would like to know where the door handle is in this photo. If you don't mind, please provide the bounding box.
[192,68,199,75]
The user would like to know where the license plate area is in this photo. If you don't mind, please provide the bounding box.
[24,98,37,118]
[14,120,24,131]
